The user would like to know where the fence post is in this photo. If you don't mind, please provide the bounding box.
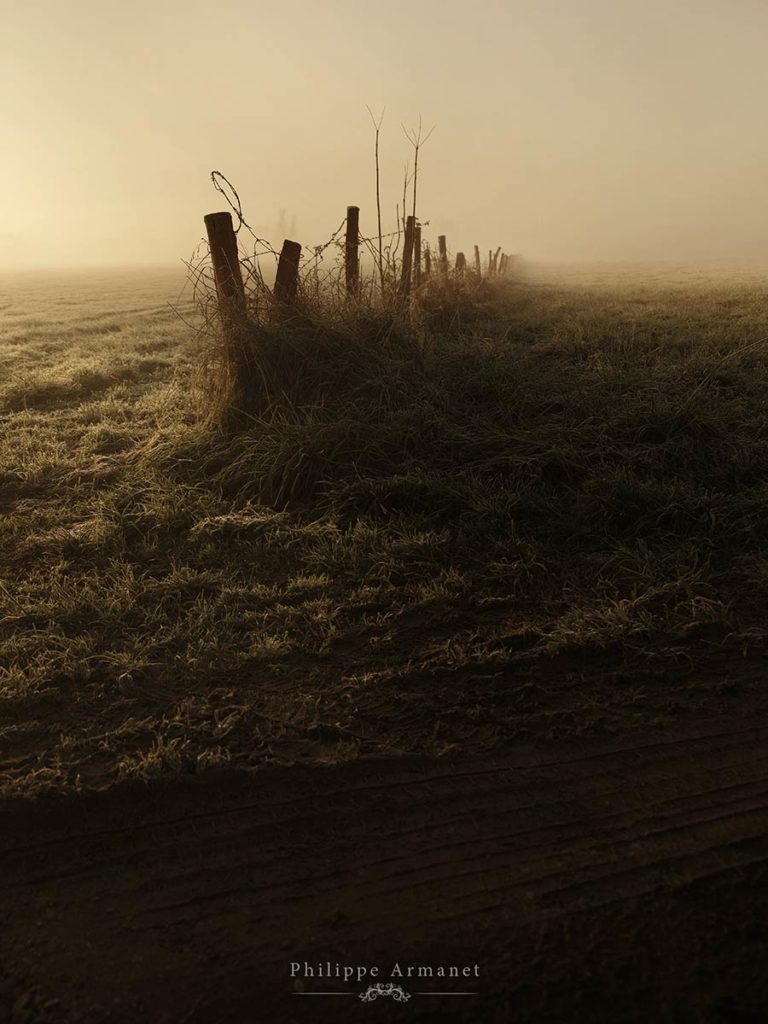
[414,224,422,286]
[274,240,302,303]
[438,235,448,274]
[399,215,415,296]
[455,252,466,275]
[204,212,246,327]
[424,244,432,280]
[345,206,359,296]
[493,246,502,274]
[474,245,481,278]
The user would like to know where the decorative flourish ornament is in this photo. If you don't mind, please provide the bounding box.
[359,983,412,1003]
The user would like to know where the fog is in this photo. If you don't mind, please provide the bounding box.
[3,0,767,269]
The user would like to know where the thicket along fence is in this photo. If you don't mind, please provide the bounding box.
[202,203,516,325]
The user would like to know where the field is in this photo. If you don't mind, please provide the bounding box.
[2,263,768,1022]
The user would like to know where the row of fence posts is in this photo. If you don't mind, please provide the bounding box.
[204,208,514,320]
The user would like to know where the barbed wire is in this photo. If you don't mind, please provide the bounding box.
[211,170,282,258]
[202,170,459,307]
[209,169,432,269]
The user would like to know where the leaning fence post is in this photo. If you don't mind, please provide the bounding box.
[399,215,416,296]
[274,240,302,303]
[204,212,246,327]
[438,235,448,274]
[493,246,502,275]
[474,245,481,278]
[345,206,360,296]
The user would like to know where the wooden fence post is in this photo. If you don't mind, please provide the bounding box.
[345,206,359,296]
[274,240,302,303]
[399,215,416,296]
[438,235,448,274]
[488,250,493,276]
[424,244,432,280]
[474,245,481,278]
[204,212,246,326]
[414,224,422,286]
[493,246,502,274]
[455,252,466,275]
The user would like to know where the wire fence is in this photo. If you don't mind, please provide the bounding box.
[191,170,515,319]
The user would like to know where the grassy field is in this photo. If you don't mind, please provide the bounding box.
[3,262,768,798]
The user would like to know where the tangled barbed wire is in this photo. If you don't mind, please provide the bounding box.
[185,178,481,324]
[211,169,414,260]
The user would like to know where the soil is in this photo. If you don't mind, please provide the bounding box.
[2,711,768,1024]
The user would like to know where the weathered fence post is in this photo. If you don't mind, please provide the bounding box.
[274,240,302,303]
[414,224,422,286]
[399,215,416,296]
[474,245,481,278]
[455,252,466,275]
[204,212,246,327]
[438,235,448,274]
[493,246,502,275]
[424,244,432,280]
[204,211,249,424]
[345,206,359,296]
[488,250,493,276]
[499,253,508,276]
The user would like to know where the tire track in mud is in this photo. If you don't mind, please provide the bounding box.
[2,717,768,1023]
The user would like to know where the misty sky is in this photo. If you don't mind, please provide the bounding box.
[3,0,767,268]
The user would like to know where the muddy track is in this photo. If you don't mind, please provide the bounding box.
[2,717,768,1023]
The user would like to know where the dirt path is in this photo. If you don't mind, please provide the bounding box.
[2,716,768,1023]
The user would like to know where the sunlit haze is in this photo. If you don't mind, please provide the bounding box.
[3,0,768,269]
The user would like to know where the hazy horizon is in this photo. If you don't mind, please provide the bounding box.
[4,0,768,270]
[5,256,768,276]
